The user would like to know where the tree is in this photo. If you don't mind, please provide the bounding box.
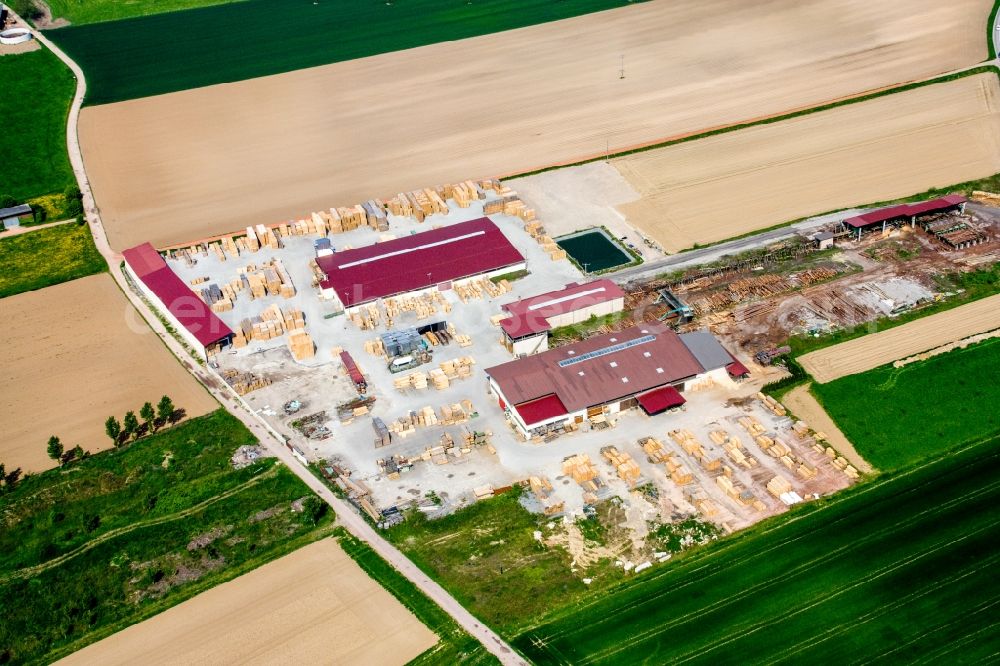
[47,436,64,464]
[105,416,122,445]
[123,411,139,441]
[140,402,156,431]
[63,184,83,217]
[156,395,175,424]
[0,194,15,208]
[4,467,22,490]
[73,445,86,460]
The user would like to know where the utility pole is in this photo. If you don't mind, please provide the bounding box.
[619,54,625,80]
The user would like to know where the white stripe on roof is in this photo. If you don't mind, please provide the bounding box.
[336,231,486,269]
[526,287,607,311]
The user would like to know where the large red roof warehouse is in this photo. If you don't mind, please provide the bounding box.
[317,217,524,307]
[123,243,233,347]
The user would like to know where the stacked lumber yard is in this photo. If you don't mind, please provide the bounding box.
[562,454,609,502]
[376,429,495,476]
[231,304,306,349]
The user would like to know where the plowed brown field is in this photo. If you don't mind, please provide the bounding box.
[614,72,1000,252]
[58,538,437,665]
[0,274,216,471]
[78,0,991,249]
[799,293,1000,383]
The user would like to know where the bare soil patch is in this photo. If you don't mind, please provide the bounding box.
[613,73,1000,252]
[0,274,216,472]
[78,0,991,249]
[58,538,437,666]
[799,292,1000,383]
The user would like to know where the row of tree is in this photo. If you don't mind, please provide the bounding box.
[104,396,176,446]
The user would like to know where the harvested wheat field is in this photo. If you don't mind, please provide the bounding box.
[0,274,215,471]
[613,72,1000,252]
[799,293,1000,383]
[79,0,991,249]
[59,538,437,666]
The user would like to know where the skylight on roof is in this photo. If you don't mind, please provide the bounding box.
[557,334,656,367]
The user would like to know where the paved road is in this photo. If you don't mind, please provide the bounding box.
[611,208,862,284]
[22,15,526,666]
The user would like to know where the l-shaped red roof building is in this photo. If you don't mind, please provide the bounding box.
[486,324,748,437]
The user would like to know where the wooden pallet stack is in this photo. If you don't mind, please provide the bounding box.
[737,416,767,437]
[765,475,793,498]
[757,393,787,417]
[562,454,603,492]
[287,330,315,360]
[601,446,642,487]
[439,400,474,425]
[693,497,720,518]
[666,455,693,486]
[221,369,272,395]
[392,371,429,391]
[640,437,669,463]
[711,430,758,469]
[439,356,475,380]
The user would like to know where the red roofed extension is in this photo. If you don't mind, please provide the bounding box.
[123,243,233,348]
[513,394,569,425]
[636,385,686,415]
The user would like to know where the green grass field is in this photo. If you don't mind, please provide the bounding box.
[513,435,1000,664]
[29,0,245,25]
[385,489,616,636]
[0,47,75,201]
[0,410,334,664]
[47,0,638,105]
[811,337,1000,471]
[0,223,105,298]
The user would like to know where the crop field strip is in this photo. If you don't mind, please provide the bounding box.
[76,0,992,249]
[59,538,437,666]
[0,410,336,664]
[513,436,1000,664]
[810,336,1000,471]
[799,291,1000,383]
[612,71,1000,252]
[50,0,636,104]
[0,273,217,472]
[0,223,105,298]
[0,46,75,201]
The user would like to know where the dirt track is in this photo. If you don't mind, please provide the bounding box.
[58,538,437,665]
[0,274,216,471]
[799,293,1000,383]
[78,0,991,249]
[614,73,1000,252]
[782,384,874,473]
